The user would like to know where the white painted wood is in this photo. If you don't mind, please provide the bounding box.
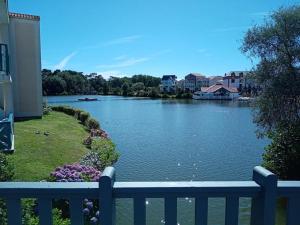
[99,167,116,225]
[165,197,177,225]
[286,197,300,225]
[195,197,208,225]
[251,166,277,225]
[0,167,300,225]
[69,198,84,225]
[225,196,239,225]
[38,197,52,225]
[134,197,146,225]
[6,198,22,225]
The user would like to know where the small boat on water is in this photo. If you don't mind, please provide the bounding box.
[78,97,98,101]
[238,97,255,102]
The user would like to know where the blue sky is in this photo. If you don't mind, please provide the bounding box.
[9,0,299,79]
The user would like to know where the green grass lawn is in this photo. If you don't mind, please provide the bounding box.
[11,111,89,181]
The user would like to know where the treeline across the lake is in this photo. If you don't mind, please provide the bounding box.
[42,69,164,97]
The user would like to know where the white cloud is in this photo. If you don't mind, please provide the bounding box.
[97,70,124,79]
[114,55,128,61]
[53,51,77,70]
[82,35,142,50]
[97,57,149,69]
[103,35,142,46]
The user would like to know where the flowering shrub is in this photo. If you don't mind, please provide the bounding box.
[80,152,102,171]
[49,163,101,182]
[90,129,109,139]
[83,136,93,148]
[80,139,119,171]
[83,199,100,225]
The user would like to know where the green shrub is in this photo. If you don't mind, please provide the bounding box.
[79,112,90,124]
[263,124,300,180]
[0,153,14,225]
[25,209,70,225]
[82,139,119,171]
[51,106,76,116]
[86,118,100,130]
[0,153,14,182]
[74,109,84,120]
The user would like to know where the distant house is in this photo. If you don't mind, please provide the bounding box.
[192,83,239,100]
[184,73,208,92]
[223,71,257,91]
[209,76,223,86]
[176,79,185,91]
[161,75,177,93]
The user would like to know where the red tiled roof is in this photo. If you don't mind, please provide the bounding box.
[9,12,40,21]
[201,84,238,93]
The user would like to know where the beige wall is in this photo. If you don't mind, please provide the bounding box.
[9,17,42,118]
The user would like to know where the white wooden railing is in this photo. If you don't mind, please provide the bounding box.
[0,166,300,225]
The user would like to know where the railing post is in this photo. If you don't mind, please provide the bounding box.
[250,166,278,225]
[99,167,116,225]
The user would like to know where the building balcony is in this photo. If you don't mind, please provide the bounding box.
[0,112,14,151]
[0,166,300,225]
[0,43,9,82]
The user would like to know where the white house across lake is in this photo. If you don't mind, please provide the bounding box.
[192,83,240,100]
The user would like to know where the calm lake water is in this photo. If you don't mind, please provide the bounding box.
[47,95,278,225]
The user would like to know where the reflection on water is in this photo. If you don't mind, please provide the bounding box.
[46,95,285,225]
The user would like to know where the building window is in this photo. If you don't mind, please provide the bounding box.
[231,79,235,83]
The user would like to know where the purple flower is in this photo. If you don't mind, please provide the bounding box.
[50,163,101,182]
[90,217,98,225]
[83,208,90,216]
[86,201,93,210]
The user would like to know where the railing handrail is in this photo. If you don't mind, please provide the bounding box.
[1,180,300,197]
[1,166,300,225]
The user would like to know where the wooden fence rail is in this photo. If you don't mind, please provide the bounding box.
[0,166,300,225]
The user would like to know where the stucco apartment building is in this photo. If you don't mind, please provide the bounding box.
[223,71,257,91]
[160,75,177,93]
[0,0,42,119]
[184,73,209,93]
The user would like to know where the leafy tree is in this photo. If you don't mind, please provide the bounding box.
[132,82,145,92]
[121,82,130,96]
[242,5,300,179]
[43,75,67,95]
[102,82,109,95]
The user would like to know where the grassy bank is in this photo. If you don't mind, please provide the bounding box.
[12,111,89,181]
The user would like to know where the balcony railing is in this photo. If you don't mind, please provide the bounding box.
[0,113,14,151]
[0,44,9,76]
[0,166,300,225]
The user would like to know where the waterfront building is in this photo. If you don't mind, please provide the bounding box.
[223,71,257,91]
[184,73,207,92]
[209,76,223,86]
[176,79,185,91]
[160,75,177,93]
[193,83,240,100]
[0,0,42,151]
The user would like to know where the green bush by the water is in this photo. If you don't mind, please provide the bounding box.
[52,106,100,130]
[86,118,100,130]
[81,138,119,171]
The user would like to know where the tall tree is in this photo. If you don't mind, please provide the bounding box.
[242,5,300,179]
